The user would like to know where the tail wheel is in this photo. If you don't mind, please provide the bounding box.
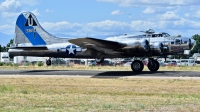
[131,60,144,72]
[46,59,51,66]
[147,60,159,71]
[95,58,104,64]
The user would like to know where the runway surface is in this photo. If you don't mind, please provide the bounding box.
[0,70,200,79]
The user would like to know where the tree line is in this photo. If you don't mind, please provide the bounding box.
[0,39,13,52]
[190,34,200,54]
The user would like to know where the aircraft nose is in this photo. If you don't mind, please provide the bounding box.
[189,38,196,50]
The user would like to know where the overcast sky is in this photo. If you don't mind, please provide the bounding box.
[1,0,200,39]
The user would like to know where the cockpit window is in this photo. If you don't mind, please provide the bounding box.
[162,33,170,37]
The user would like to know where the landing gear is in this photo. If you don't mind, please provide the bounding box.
[131,60,144,72]
[147,59,159,72]
[46,58,52,66]
[95,58,104,64]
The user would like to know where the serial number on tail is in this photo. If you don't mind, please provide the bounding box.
[26,28,36,33]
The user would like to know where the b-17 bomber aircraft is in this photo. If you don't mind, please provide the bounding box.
[8,12,196,72]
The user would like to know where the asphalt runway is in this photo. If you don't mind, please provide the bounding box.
[0,70,200,79]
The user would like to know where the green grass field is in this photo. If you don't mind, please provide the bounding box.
[0,65,200,111]
[0,77,200,111]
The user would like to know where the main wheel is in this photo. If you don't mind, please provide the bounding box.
[147,60,159,71]
[46,59,51,66]
[131,60,144,72]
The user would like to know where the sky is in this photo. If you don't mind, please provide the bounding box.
[1,0,200,45]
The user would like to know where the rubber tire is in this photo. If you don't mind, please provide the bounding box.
[131,60,144,72]
[95,58,104,64]
[147,60,159,72]
[46,59,51,66]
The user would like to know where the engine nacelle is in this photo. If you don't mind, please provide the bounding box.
[122,39,150,53]
[150,42,164,56]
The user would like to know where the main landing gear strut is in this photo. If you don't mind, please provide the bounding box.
[131,58,160,72]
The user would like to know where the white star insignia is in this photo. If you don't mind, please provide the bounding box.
[67,45,76,54]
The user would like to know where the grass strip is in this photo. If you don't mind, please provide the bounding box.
[0,77,200,111]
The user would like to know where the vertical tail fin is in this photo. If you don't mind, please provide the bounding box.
[15,12,46,45]
[15,12,69,46]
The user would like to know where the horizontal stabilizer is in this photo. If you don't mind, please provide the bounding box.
[8,46,48,50]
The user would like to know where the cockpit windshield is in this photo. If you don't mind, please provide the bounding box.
[162,32,170,37]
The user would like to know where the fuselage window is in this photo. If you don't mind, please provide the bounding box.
[175,39,182,44]
[152,34,163,37]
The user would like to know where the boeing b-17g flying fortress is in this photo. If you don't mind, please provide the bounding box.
[8,12,195,72]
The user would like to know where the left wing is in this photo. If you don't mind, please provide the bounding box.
[69,37,126,49]
[69,37,127,54]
